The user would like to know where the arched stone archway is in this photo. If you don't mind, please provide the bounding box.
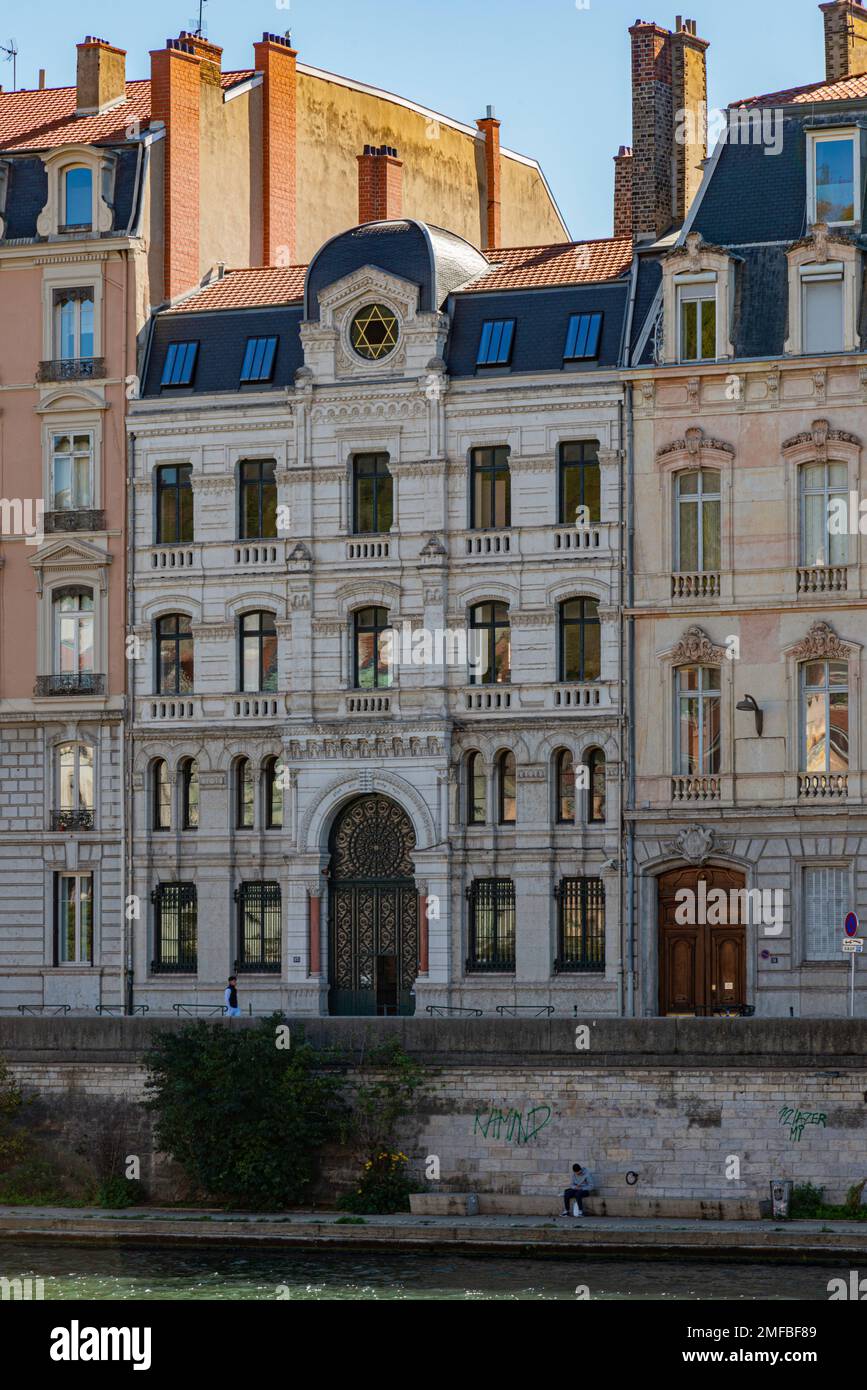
[328,795,418,1016]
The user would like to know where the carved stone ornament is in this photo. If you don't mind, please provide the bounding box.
[782,419,859,461]
[669,626,727,665]
[666,826,722,866]
[419,534,447,557]
[790,621,852,662]
[657,427,734,461]
[288,542,312,562]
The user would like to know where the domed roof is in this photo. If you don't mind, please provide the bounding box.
[304,219,490,319]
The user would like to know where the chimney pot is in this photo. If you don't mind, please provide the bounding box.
[357,144,403,223]
[821,0,867,83]
[76,36,127,116]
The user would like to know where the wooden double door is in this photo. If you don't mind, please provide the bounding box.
[658,867,747,1017]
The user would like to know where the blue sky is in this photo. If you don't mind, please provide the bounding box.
[3,0,828,239]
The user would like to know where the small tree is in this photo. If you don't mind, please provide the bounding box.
[338,1035,428,1214]
[145,1017,346,1209]
[0,1057,24,1169]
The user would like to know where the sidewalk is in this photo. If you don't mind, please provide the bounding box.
[0,1206,864,1260]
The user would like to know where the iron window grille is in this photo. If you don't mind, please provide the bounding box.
[555,877,605,972]
[234,881,282,972]
[161,342,198,388]
[466,878,516,972]
[240,336,278,384]
[476,319,515,366]
[151,883,198,974]
[564,312,603,361]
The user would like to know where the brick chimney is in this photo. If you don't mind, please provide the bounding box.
[477,106,502,250]
[820,1,867,82]
[628,16,708,240]
[253,32,298,266]
[76,36,127,116]
[150,38,202,300]
[613,146,634,238]
[357,145,403,223]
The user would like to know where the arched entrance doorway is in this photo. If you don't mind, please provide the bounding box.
[658,866,748,1016]
[328,795,418,1016]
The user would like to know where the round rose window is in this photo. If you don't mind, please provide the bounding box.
[350,303,399,361]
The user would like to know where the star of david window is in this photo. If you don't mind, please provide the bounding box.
[350,303,399,361]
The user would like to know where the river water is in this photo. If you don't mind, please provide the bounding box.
[0,1244,848,1300]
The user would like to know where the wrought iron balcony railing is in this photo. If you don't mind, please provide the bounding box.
[234,957,282,974]
[51,808,95,831]
[150,956,198,976]
[36,357,106,383]
[34,673,106,697]
[43,509,106,534]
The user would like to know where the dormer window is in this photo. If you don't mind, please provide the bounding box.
[677,276,717,362]
[809,132,858,227]
[62,167,93,231]
[563,313,602,362]
[477,319,515,367]
[785,227,859,356]
[161,342,198,388]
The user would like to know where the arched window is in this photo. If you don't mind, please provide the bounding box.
[240,611,278,693]
[675,666,721,774]
[152,759,171,831]
[466,752,486,825]
[53,587,95,689]
[236,758,254,829]
[63,166,93,229]
[264,756,284,829]
[238,460,277,539]
[559,598,600,682]
[180,758,199,831]
[469,602,510,685]
[555,749,575,824]
[353,453,393,534]
[497,750,516,825]
[353,607,392,689]
[55,742,94,830]
[587,748,606,824]
[675,470,720,573]
[156,614,193,695]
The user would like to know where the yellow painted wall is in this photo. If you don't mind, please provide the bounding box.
[199,79,259,277]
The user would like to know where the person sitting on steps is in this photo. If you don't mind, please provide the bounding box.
[559,1162,594,1217]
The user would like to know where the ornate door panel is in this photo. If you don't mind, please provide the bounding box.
[328,797,418,1016]
[658,867,747,1017]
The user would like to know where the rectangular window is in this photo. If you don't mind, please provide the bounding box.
[467,878,515,972]
[353,453,393,534]
[802,660,849,774]
[813,136,856,225]
[676,665,721,775]
[51,433,93,511]
[678,286,717,362]
[557,877,605,972]
[804,866,848,961]
[802,268,844,354]
[240,336,278,384]
[156,464,193,543]
[801,462,848,567]
[55,872,93,965]
[238,460,277,540]
[237,882,282,973]
[563,312,603,361]
[152,883,197,974]
[53,289,94,360]
[476,319,515,367]
[559,441,600,524]
[470,446,510,529]
[676,470,721,573]
[161,342,198,388]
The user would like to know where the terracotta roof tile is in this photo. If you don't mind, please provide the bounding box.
[459,238,632,292]
[0,71,253,151]
[167,264,308,312]
[732,71,867,107]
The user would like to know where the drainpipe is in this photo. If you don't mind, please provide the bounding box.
[125,428,136,1014]
[625,382,636,1017]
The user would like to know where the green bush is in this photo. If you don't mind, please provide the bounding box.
[96,1176,145,1209]
[337,1150,417,1215]
[789,1183,826,1218]
[145,1017,346,1209]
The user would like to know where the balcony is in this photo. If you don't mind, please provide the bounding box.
[464,687,512,711]
[553,525,606,554]
[347,538,391,560]
[44,509,106,534]
[234,543,281,566]
[146,698,197,721]
[232,696,284,719]
[554,683,612,710]
[463,530,513,557]
[346,693,392,714]
[799,772,848,800]
[148,546,197,571]
[36,357,106,383]
[51,808,94,831]
[671,775,721,803]
[797,565,847,595]
[671,571,720,600]
[35,674,105,697]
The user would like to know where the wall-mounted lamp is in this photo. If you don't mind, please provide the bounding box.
[736,693,764,737]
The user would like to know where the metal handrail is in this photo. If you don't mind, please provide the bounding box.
[425,1005,483,1018]
[95,1004,150,1016]
[171,1003,228,1018]
[17,1004,71,1016]
[495,1005,555,1018]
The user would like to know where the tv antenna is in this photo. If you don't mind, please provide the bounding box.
[0,39,18,91]
[188,0,208,38]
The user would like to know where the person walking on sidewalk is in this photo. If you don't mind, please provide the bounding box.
[224,976,241,1018]
[560,1162,594,1217]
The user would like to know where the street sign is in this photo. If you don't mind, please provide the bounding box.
[842,939,863,954]
[845,912,860,937]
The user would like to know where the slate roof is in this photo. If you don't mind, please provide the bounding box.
[1,144,142,239]
[0,72,252,152]
[143,305,304,396]
[447,281,629,375]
